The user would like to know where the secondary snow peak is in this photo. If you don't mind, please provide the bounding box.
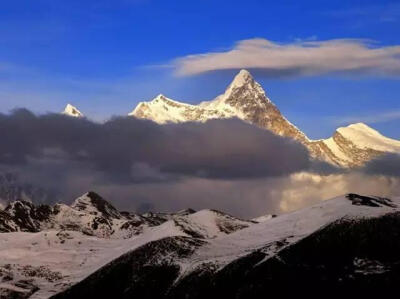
[62,104,84,118]
[339,122,377,134]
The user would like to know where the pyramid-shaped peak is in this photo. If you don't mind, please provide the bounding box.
[220,69,266,100]
[237,69,253,78]
[230,69,254,87]
[71,191,121,219]
[63,103,84,118]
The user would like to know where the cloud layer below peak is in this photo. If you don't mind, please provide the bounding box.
[174,38,400,78]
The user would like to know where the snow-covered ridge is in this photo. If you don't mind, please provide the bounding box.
[128,69,271,124]
[0,192,255,240]
[0,192,155,238]
[128,94,205,124]
[129,70,268,124]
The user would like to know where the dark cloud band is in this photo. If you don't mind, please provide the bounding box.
[0,109,311,181]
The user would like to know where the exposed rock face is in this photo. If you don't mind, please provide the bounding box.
[130,70,400,167]
[2,200,52,232]
[346,193,396,207]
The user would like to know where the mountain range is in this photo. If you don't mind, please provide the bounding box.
[63,70,400,167]
[0,191,255,298]
[4,70,398,298]
[1,192,400,298]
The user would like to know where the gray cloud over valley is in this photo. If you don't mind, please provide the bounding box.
[1,109,399,217]
[0,109,310,215]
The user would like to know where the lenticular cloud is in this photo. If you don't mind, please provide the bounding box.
[174,38,400,78]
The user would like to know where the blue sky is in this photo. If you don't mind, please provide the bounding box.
[1,0,400,139]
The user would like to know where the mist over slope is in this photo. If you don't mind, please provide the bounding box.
[0,106,400,216]
[0,109,312,215]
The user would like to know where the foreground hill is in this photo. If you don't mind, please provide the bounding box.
[2,192,400,298]
[21,192,398,299]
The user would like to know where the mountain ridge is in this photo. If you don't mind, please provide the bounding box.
[0,191,256,298]
[59,70,400,167]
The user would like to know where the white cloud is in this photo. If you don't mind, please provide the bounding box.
[278,172,400,213]
[174,38,400,78]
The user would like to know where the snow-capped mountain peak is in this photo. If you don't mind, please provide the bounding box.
[129,69,271,125]
[62,103,84,118]
[315,122,400,167]
[128,70,400,167]
[221,69,266,99]
[129,70,303,140]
